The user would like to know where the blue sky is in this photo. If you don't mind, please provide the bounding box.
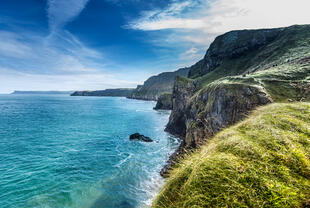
[0,0,309,93]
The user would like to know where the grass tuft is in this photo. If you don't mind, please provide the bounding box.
[153,103,310,208]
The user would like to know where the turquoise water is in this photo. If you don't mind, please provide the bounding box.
[0,95,180,208]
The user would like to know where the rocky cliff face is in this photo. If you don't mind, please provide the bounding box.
[162,24,310,176]
[128,67,190,101]
[165,76,200,138]
[153,93,173,110]
[182,83,271,149]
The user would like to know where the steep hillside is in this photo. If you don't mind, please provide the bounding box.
[153,103,310,208]
[164,25,310,168]
[128,67,189,101]
[71,88,134,97]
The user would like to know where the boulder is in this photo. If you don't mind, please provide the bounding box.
[129,133,153,142]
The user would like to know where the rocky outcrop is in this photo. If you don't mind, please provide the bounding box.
[153,93,173,110]
[162,80,272,176]
[161,25,310,176]
[183,84,271,149]
[129,133,153,142]
[128,67,190,101]
[71,88,134,97]
[165,76,200,139]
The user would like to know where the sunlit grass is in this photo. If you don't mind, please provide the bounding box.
[153,103,310,208]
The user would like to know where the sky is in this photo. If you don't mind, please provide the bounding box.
[0,0,309,93]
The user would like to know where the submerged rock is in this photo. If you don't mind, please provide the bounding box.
[129,133,153,142]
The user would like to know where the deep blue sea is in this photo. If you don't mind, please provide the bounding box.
[0,95,180,208]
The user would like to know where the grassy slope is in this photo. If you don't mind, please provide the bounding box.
[194,25,310,102]
[130,68,189,99]
[153,103,310,208]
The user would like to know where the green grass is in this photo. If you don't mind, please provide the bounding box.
[189,25,310,103]
[153,103,310,208]
[176,76,192,87]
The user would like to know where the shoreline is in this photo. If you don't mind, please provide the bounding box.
[125,96,184,178]
[0,95,176,208]
[67,93,184,178]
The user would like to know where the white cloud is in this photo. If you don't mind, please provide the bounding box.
[0,28,126,93]
[185,47,198,55]
[47,0,90,31]
[129,0,310,52]
[0,0,144,93]
[203,0,310,34]
[128,0,201,30]
[178,46,205,66]
[0,31,34,59]
[0,67,137,94]
[131,0,310,32]
[131,18,205,30]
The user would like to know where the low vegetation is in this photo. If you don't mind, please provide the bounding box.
[195,25,310,103]
[153,103,310,208]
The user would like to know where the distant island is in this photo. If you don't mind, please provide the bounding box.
[127,67,189,101]
[12,91,74,95]
[71,88,134,97]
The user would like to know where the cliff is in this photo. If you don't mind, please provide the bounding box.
[71,88,134,97]
[153,93,173,110]
[162,24,310,174]
[128,67,190,101]
[153,103,310,207]
[188,27,283,78]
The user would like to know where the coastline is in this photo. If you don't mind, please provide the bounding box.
[127,96,184,178]
[0,95,179,207]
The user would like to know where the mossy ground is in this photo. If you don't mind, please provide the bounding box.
[153,103,310,208]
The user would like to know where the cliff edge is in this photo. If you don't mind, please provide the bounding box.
[162,24,310,175]
[153,103,310,207]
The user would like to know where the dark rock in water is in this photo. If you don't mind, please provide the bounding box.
[129,133,153,142]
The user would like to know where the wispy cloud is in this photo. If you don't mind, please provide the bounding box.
[0,31,34,59]
[128,0,202,30]
[128,0,310,64]
[47,0,90,32]
[130,0,310,33]
[0,0,135,93]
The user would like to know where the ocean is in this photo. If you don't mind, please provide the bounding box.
[0,95,180,208]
